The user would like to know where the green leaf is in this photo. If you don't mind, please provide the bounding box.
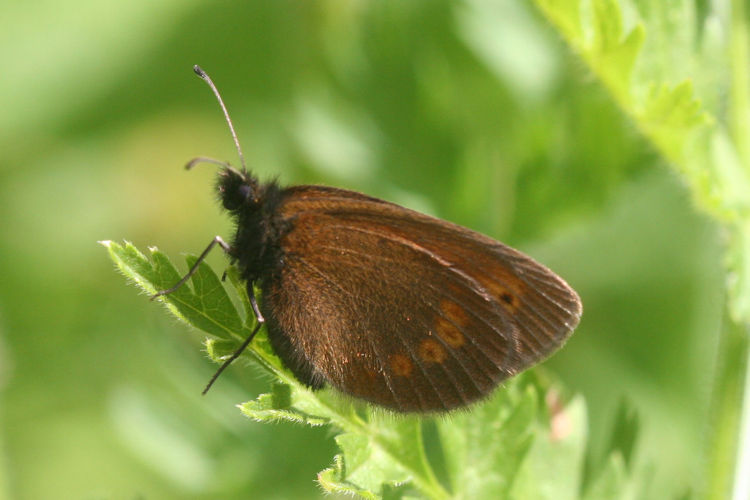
[532,1,750,498]
[238,386,329,427]
[315,411,451,498]
[582,453,628,500]
[591,0,624,54]
[509,395,588,500]
[639,80,708,161]
[330,431,415,496]
[598,24,645,103]
[101,240,243,340]
[318,454,380,499]
[534,0,582,41]
[437,380,536,498]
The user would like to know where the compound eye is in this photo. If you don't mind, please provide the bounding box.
[238,184,252,201]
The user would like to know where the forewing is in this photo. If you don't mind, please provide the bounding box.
[263,186,581,412]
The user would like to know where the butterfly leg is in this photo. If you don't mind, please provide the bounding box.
[202,293,265,395]
[150,235,231,300]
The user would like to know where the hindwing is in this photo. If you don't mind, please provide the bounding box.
[259,186,581,412]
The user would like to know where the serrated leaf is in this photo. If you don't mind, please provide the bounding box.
[336,432,411,492]
[582,453,628,500]
[102,240,244,340]
[599,24,645,101]
[438,379,537,499]
[225,265,257,326]
[640,80,707,154]
[369,418,439,488]
[238,390,329,426]
[533,0,711,167]
[534,0,582,41]
[102,240,167,296]
[509,395,588,500]
[318,454,380,499]
[591,0,624,53]
[204,337,236,361]
[316,415,448,499]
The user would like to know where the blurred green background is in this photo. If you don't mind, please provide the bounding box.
[0,1,727,498]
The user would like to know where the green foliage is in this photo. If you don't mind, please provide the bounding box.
[103,241,641,499]
[534,0,750,498]
[534,0,749,319]
[100,1,750,496]
[3,0,743,498]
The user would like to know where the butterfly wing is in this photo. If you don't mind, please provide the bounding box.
[259,186,581,412]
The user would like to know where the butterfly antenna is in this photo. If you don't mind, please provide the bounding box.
[193,65,247,173]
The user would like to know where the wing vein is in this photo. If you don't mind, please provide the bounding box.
[288,253,451,410]
[315,242,513,384]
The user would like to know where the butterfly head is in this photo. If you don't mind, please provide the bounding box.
[217,167,263,213]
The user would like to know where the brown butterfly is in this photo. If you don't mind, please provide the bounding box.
[153,66,582,413]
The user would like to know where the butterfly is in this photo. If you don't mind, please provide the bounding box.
[153,66,582,413]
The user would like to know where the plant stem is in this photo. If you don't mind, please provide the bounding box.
[728,2,750,497]
[705,308,748,499]
[733,330,750,500]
